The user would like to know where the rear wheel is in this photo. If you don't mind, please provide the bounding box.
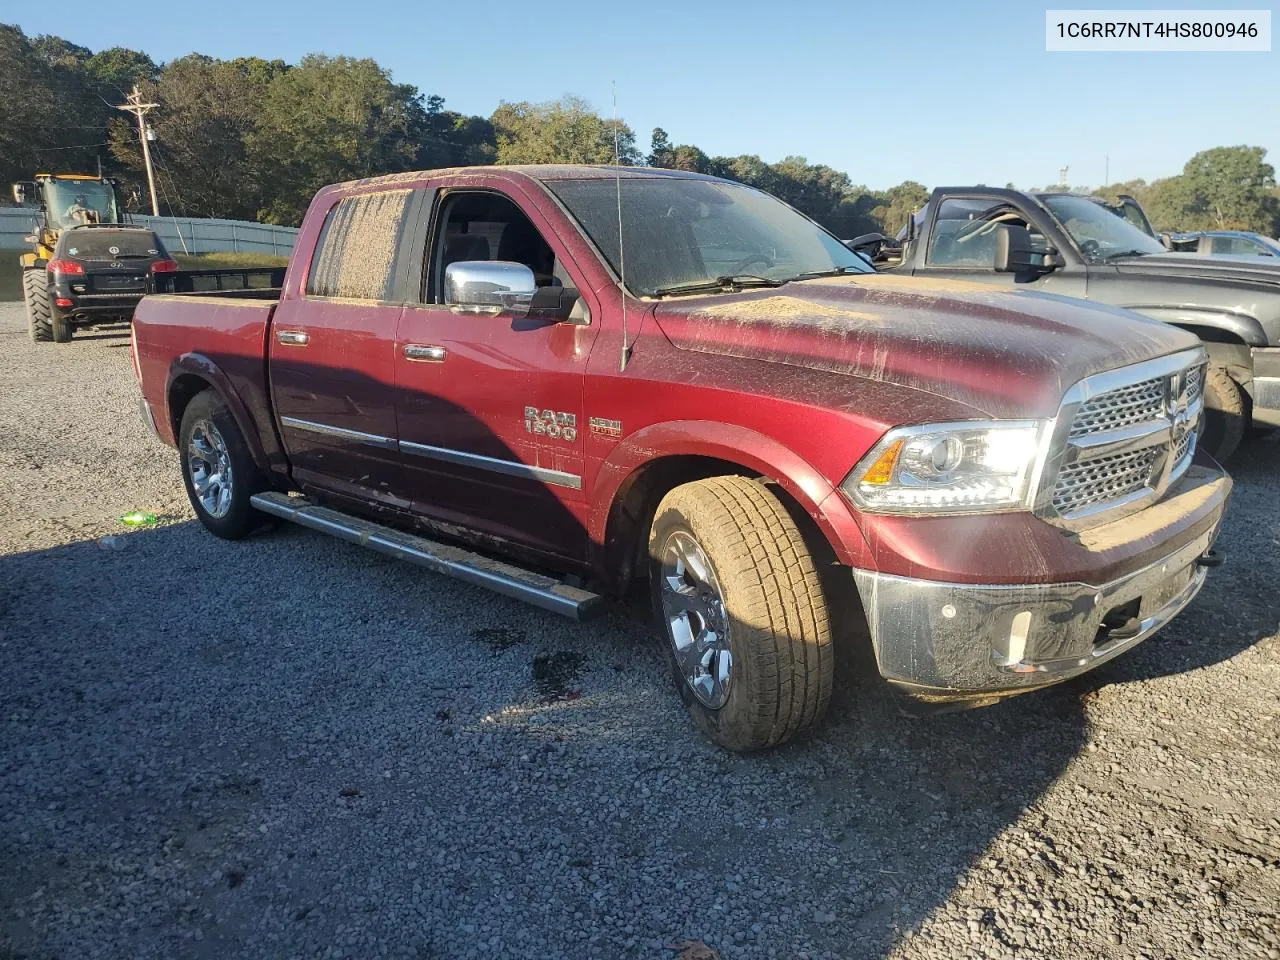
[23,270,54,342]
[649,476,834,752]
[179,391,269,539]
[1200,365,1247,461]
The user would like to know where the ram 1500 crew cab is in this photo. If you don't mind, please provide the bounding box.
[132,166,1231,751]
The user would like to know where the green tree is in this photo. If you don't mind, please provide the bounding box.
[670,144,711,173]
[84,47,158,92]
[870,180,928,235]
[415,94,495,168]
[1139,176,1198,232]
[248,55,428,224]
[1181,145,1278,231]
[648,127,674,168]
[0,25,105,183]
[491,96,639,165]
[110,55,284,219]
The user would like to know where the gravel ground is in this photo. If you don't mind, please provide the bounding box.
[1,300,1277,960]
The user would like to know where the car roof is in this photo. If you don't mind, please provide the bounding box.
[338,163,728,192]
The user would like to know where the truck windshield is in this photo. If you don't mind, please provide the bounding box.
[45,180,120,230]
[546,177,871,296]
[1042,194,1166,261]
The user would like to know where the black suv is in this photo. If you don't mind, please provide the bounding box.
[34,226,177,342]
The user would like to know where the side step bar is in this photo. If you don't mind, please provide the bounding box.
[249,492,606,621]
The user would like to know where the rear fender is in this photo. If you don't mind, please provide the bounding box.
[165,353,276,472]
[589,420,872,570]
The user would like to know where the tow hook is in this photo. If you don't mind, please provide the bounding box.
[1196,549,1224,568]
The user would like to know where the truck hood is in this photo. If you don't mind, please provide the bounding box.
[651,275,1199,419]
[1110,251,1280,287]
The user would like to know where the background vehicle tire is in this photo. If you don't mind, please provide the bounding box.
[649,476,833,752]
[178,391,269,540]
[1200,365,1247,461]
[23,270,53,342]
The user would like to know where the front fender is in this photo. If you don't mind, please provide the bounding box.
[588,420,872,568]
[165,353,278,473]
[1128,306,1269,348]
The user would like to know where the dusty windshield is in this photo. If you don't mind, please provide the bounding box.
[1042,194,1165,261]
[546,176,871,296]
[46,181,119,230]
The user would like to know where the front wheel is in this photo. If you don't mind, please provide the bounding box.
[1199,365,1247,462]
[649,476,834,752]
[179,391,268,539]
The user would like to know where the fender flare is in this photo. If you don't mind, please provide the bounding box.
[165,353,275,472]
[588,420,871,568]
[1126,306,1268,348]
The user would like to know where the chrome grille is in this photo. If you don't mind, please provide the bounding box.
[1052,447,1161,514]
[1185,364,1204,404]
[1068,376,1164,439]
[1172,426,1196,465]
[1044,352,1206,528]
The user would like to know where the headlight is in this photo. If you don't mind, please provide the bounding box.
[841,421,1051,515]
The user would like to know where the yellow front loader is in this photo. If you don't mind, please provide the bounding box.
[11,173,124,341]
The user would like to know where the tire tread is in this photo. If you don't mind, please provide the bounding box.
[652,476,833,750]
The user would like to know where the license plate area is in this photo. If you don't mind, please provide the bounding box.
[95,274,145,291]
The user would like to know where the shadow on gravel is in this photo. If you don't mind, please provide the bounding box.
[1,436,1274,959]
[63,328,132,344]
[0,518,1092,959]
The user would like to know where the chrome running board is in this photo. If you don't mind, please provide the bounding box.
[249,492,605,621]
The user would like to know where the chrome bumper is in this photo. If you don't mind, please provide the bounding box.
[852,526,1221,700]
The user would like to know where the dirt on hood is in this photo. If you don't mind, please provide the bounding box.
[652,277,1199,420]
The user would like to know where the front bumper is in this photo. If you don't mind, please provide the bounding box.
[852,500,1227,701]
[1252,346,1280,427]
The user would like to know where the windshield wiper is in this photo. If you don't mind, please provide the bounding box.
[651,275,783,298]
[784,266,863,282]
[1098,249,1153,261]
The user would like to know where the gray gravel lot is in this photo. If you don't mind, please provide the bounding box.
[1,300,1278,960]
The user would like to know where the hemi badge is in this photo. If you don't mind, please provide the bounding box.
[589,417,623,438]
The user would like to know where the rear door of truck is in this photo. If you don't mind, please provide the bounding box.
[393,180,601,564]
[268,189,414,509]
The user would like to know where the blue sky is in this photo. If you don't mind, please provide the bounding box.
[14,0,1279,189]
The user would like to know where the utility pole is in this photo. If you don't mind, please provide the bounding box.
[1058,165,1070,189]
[1104,154,1109,186]
[117,86,160,216]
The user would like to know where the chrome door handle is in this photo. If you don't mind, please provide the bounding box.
[276,330,309,346]
[404,344,446,363]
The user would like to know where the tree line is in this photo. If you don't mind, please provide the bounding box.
[2,23,1276,236]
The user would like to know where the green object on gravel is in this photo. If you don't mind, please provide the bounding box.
[119,511,159,527]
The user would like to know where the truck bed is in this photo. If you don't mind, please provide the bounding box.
[132,292,279,454]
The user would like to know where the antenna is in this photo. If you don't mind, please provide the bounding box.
[613,81,631,372]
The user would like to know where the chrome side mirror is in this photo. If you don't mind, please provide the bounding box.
[444,261,536,317]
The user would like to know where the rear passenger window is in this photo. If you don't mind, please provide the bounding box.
[307,190,412,300]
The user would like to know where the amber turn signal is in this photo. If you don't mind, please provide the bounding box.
[859,439,903,486]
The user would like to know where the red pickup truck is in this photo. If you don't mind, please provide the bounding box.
[132,165,1231,751]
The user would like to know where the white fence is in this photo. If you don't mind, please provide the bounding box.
[0,207,298,256]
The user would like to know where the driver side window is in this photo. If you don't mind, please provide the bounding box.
[925,199,1046,268]
[428,191,571,303]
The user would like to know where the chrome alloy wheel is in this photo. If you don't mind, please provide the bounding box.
[660,531,733,709]
[187,420,234,518]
